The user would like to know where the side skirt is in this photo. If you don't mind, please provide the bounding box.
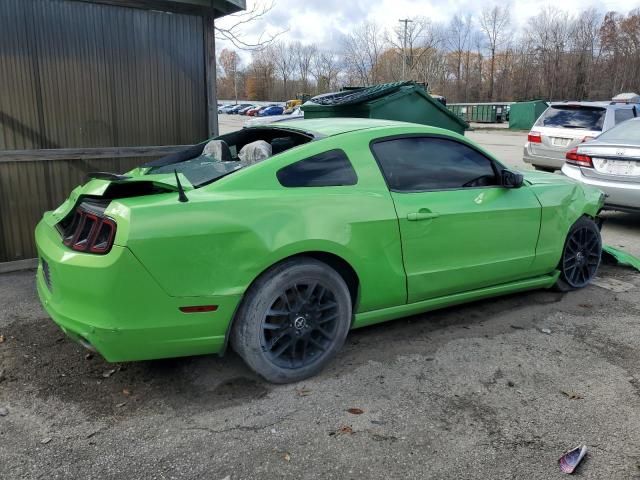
[352,272,560,329]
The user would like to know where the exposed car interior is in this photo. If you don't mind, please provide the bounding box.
[144,127,314,187]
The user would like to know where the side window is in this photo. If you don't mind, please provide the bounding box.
[371,137,498,192]
[614,108,635,124]
[277,149,357,188]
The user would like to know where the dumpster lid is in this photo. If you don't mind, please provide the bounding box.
[309,81,415,106]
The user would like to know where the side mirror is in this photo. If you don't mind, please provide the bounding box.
[501,169,524,188]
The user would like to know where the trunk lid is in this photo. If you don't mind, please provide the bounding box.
[578,142,640,182]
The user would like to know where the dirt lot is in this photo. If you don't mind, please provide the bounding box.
[1,120,640,479]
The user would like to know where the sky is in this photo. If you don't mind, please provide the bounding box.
[216,0,639,55]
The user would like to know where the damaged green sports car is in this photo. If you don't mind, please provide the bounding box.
[35,118,605,383]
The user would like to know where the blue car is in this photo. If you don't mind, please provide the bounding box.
[259,105,284,116]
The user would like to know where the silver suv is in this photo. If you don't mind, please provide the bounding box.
[523,101,638,172]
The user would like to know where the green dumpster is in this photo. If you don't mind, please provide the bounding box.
[302,82,468,135]
[509,100,548,130]
[448,103,512,123]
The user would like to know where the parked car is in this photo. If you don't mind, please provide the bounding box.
[246,106,265,116]
[244,106,303,127]
[238,105,258,115]
[523,101,638,172]
[228,103,253,114]
[562,117,640,212]
[218,104,237,114]
[35,118,604,383]
[259,105,285,116]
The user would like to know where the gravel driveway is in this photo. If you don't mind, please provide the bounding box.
[1,262,639,479]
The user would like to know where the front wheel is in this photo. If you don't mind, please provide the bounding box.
[231,258,352,383]
[555,216,602,291]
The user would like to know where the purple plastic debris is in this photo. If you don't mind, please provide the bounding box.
[559,445,588,474]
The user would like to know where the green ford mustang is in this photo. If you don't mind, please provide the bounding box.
[36,118,605,383]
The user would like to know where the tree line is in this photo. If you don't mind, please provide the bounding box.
[216,6,640,103]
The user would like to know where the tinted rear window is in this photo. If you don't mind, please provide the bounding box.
[277,149,357,187]
[536,106,606,131]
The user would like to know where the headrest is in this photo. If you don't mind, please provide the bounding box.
[202,139,232,162]
[238,140,272,165]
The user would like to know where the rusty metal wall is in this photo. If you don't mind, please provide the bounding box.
[0,0,207,262]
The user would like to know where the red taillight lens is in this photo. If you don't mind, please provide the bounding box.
[62,208,116,254]
[565,148,593,168]
[528,131,542,143]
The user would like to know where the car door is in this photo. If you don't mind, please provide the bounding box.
[371,135,542,303]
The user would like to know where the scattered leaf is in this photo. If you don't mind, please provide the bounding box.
[540,328,552,335]
[85,353,93,360]
[329,425,354,436]
[561,390,583,400]
[115,402,127,408]
[102,369,117,378]
[295,386,311,397]
[41,437,52,444]
[122,388,131,396]
[0,335,5,343]
[282,452,291,462]
[347,408,364,415]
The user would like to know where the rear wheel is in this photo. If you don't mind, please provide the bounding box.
[231,258,352,383]
[555,216,601,291]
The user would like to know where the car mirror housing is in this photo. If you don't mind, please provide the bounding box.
[501,169,524,188]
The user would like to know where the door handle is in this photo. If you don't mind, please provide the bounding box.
[407,211,440,221]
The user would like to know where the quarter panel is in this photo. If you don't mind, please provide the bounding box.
[126,132,407,313]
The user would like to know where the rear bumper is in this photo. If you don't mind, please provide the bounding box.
[561,164,640,211]
[523,144,565,170]
[35,217,241,362]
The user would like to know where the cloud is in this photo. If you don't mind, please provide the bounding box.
[216,0,640,56]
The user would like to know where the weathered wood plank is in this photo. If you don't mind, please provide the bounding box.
[0,145,192,163]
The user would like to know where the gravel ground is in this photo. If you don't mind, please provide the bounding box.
[1,116,639,479]
[1,264,639,479]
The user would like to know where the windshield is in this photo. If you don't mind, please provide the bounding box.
[536,106,606,131]
[595,119,640,144]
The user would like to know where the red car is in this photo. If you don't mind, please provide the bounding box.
[246,106,263,116]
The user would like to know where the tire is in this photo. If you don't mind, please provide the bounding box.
[534,165,556,173]
[555,216,602,292]
[231,257,352,383]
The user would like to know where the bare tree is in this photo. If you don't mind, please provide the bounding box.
[292,42,317,93]
[479,5,511,100]
[218,49,242,102]
[215,1,285,51]
[343,22,386,86]
[271,41,295,99]
[446,14,473,100]
[311,51,341,93]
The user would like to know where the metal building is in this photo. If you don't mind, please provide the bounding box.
[0,0,244,267]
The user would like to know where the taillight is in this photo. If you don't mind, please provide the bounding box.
[565,148,593,168]
[62,208,116,254]
[528,131,542,143]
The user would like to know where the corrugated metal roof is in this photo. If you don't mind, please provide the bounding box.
[73,0,245,17]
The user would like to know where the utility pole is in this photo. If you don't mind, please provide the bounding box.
[399,18,413,81]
